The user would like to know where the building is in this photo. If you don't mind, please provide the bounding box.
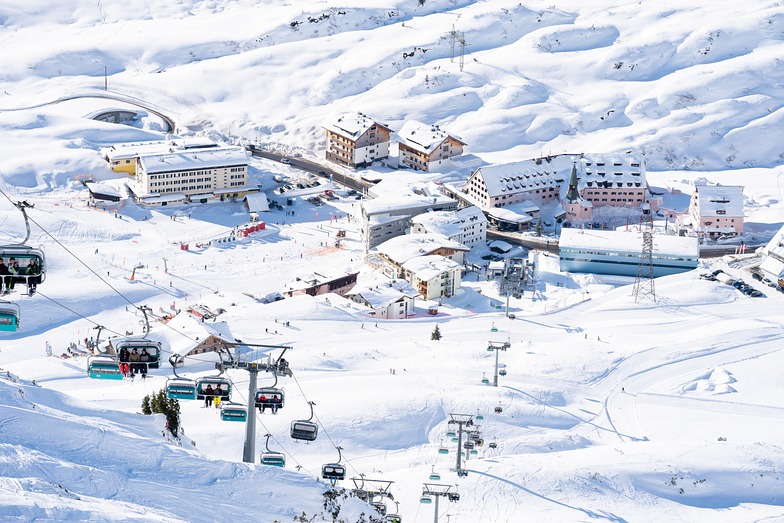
[282,271,359,298]
[361,192,457,250]
[687,184,745,239]
[374,233,469,290]
[396,120,466,172]
[324,112,392,168]
[158,311,238,358]
[401,255,463,300]
[345,279,419,319]
[758,225,784,284]
[410,206,487,248]
[559,228,699,277]
[101,137,222,174]
[462,153,646,212]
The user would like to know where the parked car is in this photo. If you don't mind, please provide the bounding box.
[749,290,764,298]
[281,158,292,164]
[752,272,762,281]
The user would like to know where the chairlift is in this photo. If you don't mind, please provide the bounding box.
[481,373,489,385]
[457,469,468,477]
[463,440,475,450]
[165,377,197,400]
[0,301,20,332]
[448,492,460,502]
[419,495,433,505]
[429,465,441,481]
[490,322,498,333]
[220,402,248,422]
[259,434,285,467]
[87,355,123,380]
[322,447,346,485]
[437,440,449,454]
[488,442,498,449]
[290,401,318,441]
[495,405,503,414]
[475,413,484,422]
[116,338,163,370]
[385,501,402,523]
[195,376,232,400]
[0,202,47,296]
[499,369,507,376]
[255,387,285,413]
[469,448,478,456]
[446,430,457,439]
[372,502,387,516]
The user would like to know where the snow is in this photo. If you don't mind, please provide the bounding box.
[1,1,784,522]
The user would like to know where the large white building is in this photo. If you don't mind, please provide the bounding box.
[360,192,457,250]
[463,153,647,212]
[685,184,745,239]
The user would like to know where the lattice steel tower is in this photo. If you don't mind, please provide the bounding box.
[632,214,656,304]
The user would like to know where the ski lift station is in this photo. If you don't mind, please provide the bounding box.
[558,228,699,278]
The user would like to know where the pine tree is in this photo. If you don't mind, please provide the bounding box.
[431,324,442,340]
[141,388,181,439]
[141,395,152,415]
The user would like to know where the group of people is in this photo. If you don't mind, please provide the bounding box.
[118,346,152,378]
[0,256,41,295]
[202,384,227,408]
[257,393,283,414]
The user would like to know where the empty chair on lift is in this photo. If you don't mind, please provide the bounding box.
[220,402,248,422]
[429,465,441,481]
[488,441,498,449]
[290,420,318,441]
[166,378,197,400]
[372,502,387,516]
[259,452,285,467]
[87,355,123,380]
[419,494,433,505]
[463,440,475,450]
[0,302,20,332]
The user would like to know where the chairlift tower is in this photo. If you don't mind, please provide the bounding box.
[632,213,656,304]
[420,483,461,523]
[487,341,510,387]
[447,413,474,474]
[213,343,292,463]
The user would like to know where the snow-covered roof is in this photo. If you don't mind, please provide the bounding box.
[375,233,469,265]
[324,112,389,140]
[485,205,534,223]
[411,206,487,237]
[157,312,237,356]
[760,224,784,278]
[362,192,456,218]
[396,120,465,154]
[138,147,248,174]
[694,184,744,217]
[85,182,121,198]
[559,228,699,257]
[402,254,462,280]
[244,192,269,213]
[346,279,418,308]
[475,153,645,199]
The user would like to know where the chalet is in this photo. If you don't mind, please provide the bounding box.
[375,233,470,272]
[345,279,419,319]
[402,255,463,300]
[158,311,238,358]
[410,206,487,249]
[324,112,392,168]
[396,120,466,172]
[686,184,745,239]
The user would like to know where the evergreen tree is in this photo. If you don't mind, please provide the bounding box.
[140,388,181,438]
[141,395,152,415]
[431,324,442,340]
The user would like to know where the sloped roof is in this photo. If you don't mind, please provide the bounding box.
[402,254,462,280]
[411,206,487,237]
[346,279,419,308]
[362,192,456,219]
[156,311,237,357]
[244,192,269,213]
[324,112,390,141]
[396,120,466,154]
[475,153,645,199]
[376,233,469,265]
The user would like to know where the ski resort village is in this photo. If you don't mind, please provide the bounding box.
[2,1,784,522]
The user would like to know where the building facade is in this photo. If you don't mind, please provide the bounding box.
[324,112,392,168]
[396,120,466,172]
[687,184,745,239]
[410,206,487,248]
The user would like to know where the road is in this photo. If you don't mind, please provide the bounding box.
[247,146,371,194]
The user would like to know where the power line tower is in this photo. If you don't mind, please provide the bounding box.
[632,213,656,304]
[458,31,466,71]
[449,25,458,62]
